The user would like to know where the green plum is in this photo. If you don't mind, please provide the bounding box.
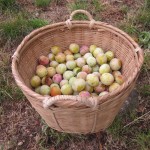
[89,45,97,53]
[76,58,86,67]
[115,75,124,85]
[105,51,114,61]
[66,55,74,61]
[56,64,67,74]
[69,43,79,54]
[66,60,77,70]
[36,65,47,78]
[100,73,114,86]
[110,58,122,71]
[99,64,111,74]
[86,56,96,67]
[93,47,104,58]
[60,79,69,87]
[96,53,107,65]
[55,53,66,63]
[35,86,41,94]
[99,91,109,96]
[51,46,62,55]
[72,78,86,92]
[69,77,76,85]
[61,84,73,95]
[30,75,41,88]
[83,53,93,60]
[73,67,82,76]
[48,53,55,61]
[86,74,99,87]
[50,61,59,68]
[50,83,60,88]
[109,82,120,92]
[47,67,56,77]
[63,71,74,80]
[85,83,93,93]
[40,85,50,95]
[92,65,99,72]
[74,53,81,59]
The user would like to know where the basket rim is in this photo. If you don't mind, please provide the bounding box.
[12,20,144,108]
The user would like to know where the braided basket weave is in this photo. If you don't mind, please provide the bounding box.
[12,10,143,134]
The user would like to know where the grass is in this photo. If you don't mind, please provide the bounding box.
[0,15,28,39]
[118,0,150,48]
[135,0,150,31]
[28,18,49,29]
[138,31,150,49]
[108,110,137,138]
[140,51,150,79]
[137,9,150,29]
[68,0,88,20]
[38,120,71,148]
[0,0,15,8]
[0,0,20,13]
[108,109,150,149]
[0,14,49,40]
[68,0,103,20]
[143,51,150,70]
[138,84,150,97]
[116,5,149,48]
[120,5,129,15]
[119,22,138,36]
[134,0,150,48]
[91,0,103,12]
[0,11,49,101]
[0,49,25,102]
[132,130,150,150]
[108,116,124,138]
[35,0,51,7]
[38,120,86,149]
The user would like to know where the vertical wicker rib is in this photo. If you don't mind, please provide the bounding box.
[12,10,143,134]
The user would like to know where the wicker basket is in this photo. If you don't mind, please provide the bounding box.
[12,10,143,134]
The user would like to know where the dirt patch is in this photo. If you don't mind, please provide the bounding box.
[0,100,109,150]
[0,100,41,150]
[0,89,145,150]
[101,5,125,25]
[16,0,69,23]
[38,6,69,23]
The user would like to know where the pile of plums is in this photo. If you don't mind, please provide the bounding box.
[30,43,124,97]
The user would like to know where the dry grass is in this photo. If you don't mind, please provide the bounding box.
[35,0,52,7]
[0,100,41,149]
[67,0,104,20]
[0,14,48,40]
[0,49,25,102]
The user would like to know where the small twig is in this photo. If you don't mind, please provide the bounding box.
[2,90,13,100]
[123,111,150,128]
[100,143,103,150]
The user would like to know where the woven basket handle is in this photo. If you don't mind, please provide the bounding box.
[43,95,98,109]
[69,10,94,21]
[66,10,96,29]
